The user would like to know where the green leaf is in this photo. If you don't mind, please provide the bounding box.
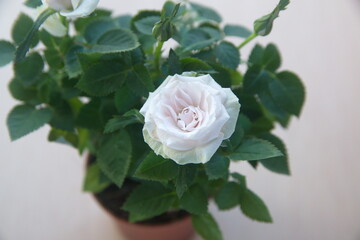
[8,78,38,102]
[114,86,141,113]
[205,153,229,180]
[175,164,198,198]
[181,29,215,52]
[167,49,182,75]
[24,0,42,8]
[215,182,241,210]
[180,185,208,215]
[248,44,264,66]
[83,162,111,193]
[65,45,84,78]
[12,13,38,46]
[192,213,223,240]
[254,0,290,36]
[0,40,16,66]
[126,64,154,97]
[243,65,269,94]
[224,24,252,38]
[48,128,78,147]
[259,133,290,175]
[76,100,103,129]
[134,16,161,35]
[97,131,132,188]
[190,3,222,23]
[7,105,52,141]
[228,138,283,161]
[76,61,127,96]
[123,182,176,222]
[180,57,214,73]
[239,189,272,223]
[274,71,305,117]
[262,43,281,71]
[134,151,179,181]
[104,109,144,134]
[215,41,240,69]
[84,18,117,44]
[14,9,56,62]
[90,29,140,54]
[115,15,132,29]
[14,52,44,86]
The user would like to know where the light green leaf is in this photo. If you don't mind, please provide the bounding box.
[180,185,208,215]
[239,189,273,223]
[215,41,240,69]
[134,151,179,181]
[83,162,111,193]
[190,3,222,23]
[0,40,16,67]
[254,0,290,36]
[224,24,252,38]
[205,153,229,180]
[259,133,290,175]
[7,105,52,141]
[90,29,140,54]
[228,138,283,161]
[14,52,44,86]
[104,109,144,134]
[122,182,176,222]
[97,131,132,188]
[76,61,127,96]
[192,213,223,240]
[215,182,242,210]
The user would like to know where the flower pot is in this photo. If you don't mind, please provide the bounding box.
[87,155,195,240]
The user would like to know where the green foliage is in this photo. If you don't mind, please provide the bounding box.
[0,40,15,66]
[214,41,240,69]
[254,0,290,36]
[205,153,229,180]
[134,151,179,181]
[104,109,144,133]
[7,105,52,141]
[97,131,132,188]
[190,3,222,23]
[123,182,177,222]
[239,189,273,223]
[228,138,283,161]
[24,0,42,8]
[152,3,180,41]
[83,162,111,193]
[192,213,223,240]
[175,164,197,198]
[180,185,208,215]
[224,24,252,38]
[14,52,44,86]
[215,182,242,210]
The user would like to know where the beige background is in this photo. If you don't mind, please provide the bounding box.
[1,0,360,240]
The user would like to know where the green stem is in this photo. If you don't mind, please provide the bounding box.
[154,41,164,71]
[15,8,56,62]
[237,33,257,50]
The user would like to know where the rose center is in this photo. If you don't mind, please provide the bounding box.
[177,106,204,132]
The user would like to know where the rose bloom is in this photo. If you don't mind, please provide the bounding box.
[140,73,240,165]
[36,0,99,37]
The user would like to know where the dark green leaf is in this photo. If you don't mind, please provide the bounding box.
[175,164,198,197]
[215,182,241,210]
[114,15,132,29]
[83,162,111,193]
[248,44,264,66]
[114,86,141,113]
[14,52,44,86]
[224,24,252,38]
[7,105,52,141]
[205,153,229,180]
[76,61,127,96]
[24,0,42,8]
[48,128,78,147]
[84,18,117,44]
[123,182,176,222]
[239,189,272,223]
[259,133,290,175]
[167,49,182,75]
[215,41,240,69]
[90,29,140,54]
[180,185,208,215]
[180,57,214,73]
[254,0,290,36]
[97,131,132,188]
[263,43,281,71]
[76,100,103,129]
[192,213,223,240]
[104,109,144,134]
[0,40,16,66]
[134,151,179,181]
[8,78,37,102]
[134,16,161,35]
[12,13,38,46]
[228,114,252,150]
[229,138,283,161]
[64,45,84,78]
[126,64,154,97]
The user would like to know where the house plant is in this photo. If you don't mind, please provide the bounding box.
[0,0,305,239]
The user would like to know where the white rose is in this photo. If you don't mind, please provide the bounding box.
[42,0,100,18]
[140,73,241,165]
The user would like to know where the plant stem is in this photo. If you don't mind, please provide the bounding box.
[237,33,257,50]
[154,41,164,71]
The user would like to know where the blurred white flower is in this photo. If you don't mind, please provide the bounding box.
[43,0,100,18]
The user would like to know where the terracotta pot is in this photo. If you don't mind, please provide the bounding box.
[87,155,195,240]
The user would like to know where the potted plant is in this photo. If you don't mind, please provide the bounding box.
[0,0,305,239]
